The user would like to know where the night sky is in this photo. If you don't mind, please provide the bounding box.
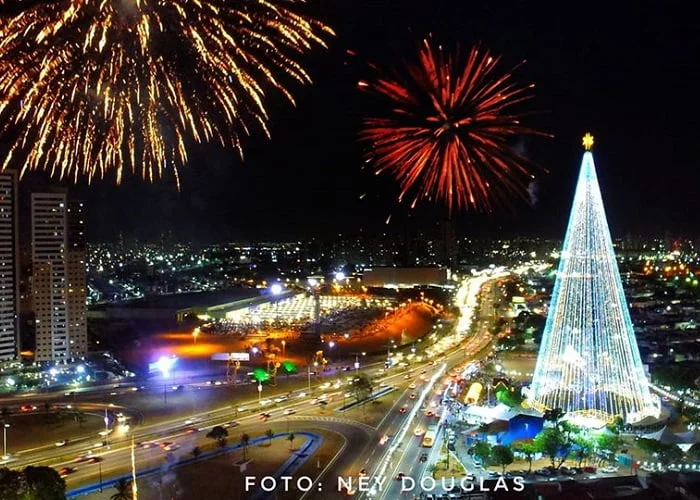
[18,1,700,242]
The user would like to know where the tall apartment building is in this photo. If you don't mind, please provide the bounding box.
[31,193,87,361]
[0,170,20,360]
[66,201,87,354]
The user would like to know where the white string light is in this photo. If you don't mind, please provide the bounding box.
[526,143,659,426]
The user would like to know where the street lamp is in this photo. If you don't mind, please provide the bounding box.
[307,364,312,393]
[2,424,9,460]
[258,383,262,404]
[271,284,283,324]
[156,356,176,405]
[192,327,200,344]
[281,340,286,358]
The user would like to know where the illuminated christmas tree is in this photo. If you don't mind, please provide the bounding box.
[526,134,659,426]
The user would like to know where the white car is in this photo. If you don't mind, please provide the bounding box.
[320,382,331,389]
[408,384,416,389]
[55,440,67,447]
[284,409,296,415]
[601,466,619,473]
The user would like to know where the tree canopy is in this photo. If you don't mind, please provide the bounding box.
[0,466,66,500]
[490,445,514,473]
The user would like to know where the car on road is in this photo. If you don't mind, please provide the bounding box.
[414,428,425,436]
[86,457,103,464]
[379,382,388,387]
[379,435,389,445]
[408,383,416,389]
[419,453,428,462]
[404,374,411,379]
[399,406,407,414]
[426,411,434,417]
[395,472,405,481]
[283,409,296,415]
[73,452,93,462]
[320,383,331,389]
[159,441,173,449]
[137,442,154,449]
[409,393,416,400]
[163,444,180,451]
[274,396,288,403]
[55,440,67,447]
[259,413,272,421]
[601,466,618,473]
[58,467,76,477]
[222,421,238,429]
[184,427,197,434]
[20,404,37,412]
[359,468,367,476]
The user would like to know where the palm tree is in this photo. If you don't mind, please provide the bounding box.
[240,433,250,461]
[265,429,275,446]
[110,478,133,500]
[427,464,438,477]
[287,432,295,451]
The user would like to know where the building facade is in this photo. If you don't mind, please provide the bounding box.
[0,170,20,360]
[31,193,87,361]
[67,201,87,356]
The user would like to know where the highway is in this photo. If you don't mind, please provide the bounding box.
[1,270,510,499]
[300,273,506,500]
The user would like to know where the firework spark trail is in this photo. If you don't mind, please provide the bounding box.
[359,39,548,212]
[0,0,332,186]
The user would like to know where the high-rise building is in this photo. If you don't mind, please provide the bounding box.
[526,135,659,426]
[31,192,87,361]
[67,201,87,355]
[439,219,458,268]
[0,170,20,360]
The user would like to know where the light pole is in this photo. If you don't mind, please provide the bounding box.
[307,364,311,393]
[103,409,109,447]
[258,383,262,404]
[98,459,103,492]
[156,356,176,405]
[2,423,9,459]
[281,340,286,358]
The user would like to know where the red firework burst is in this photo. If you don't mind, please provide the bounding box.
[358,40,547,212]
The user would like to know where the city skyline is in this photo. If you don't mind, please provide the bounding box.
[11,2,700,242]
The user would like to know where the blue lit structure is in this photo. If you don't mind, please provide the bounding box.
[526,135,659,426]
